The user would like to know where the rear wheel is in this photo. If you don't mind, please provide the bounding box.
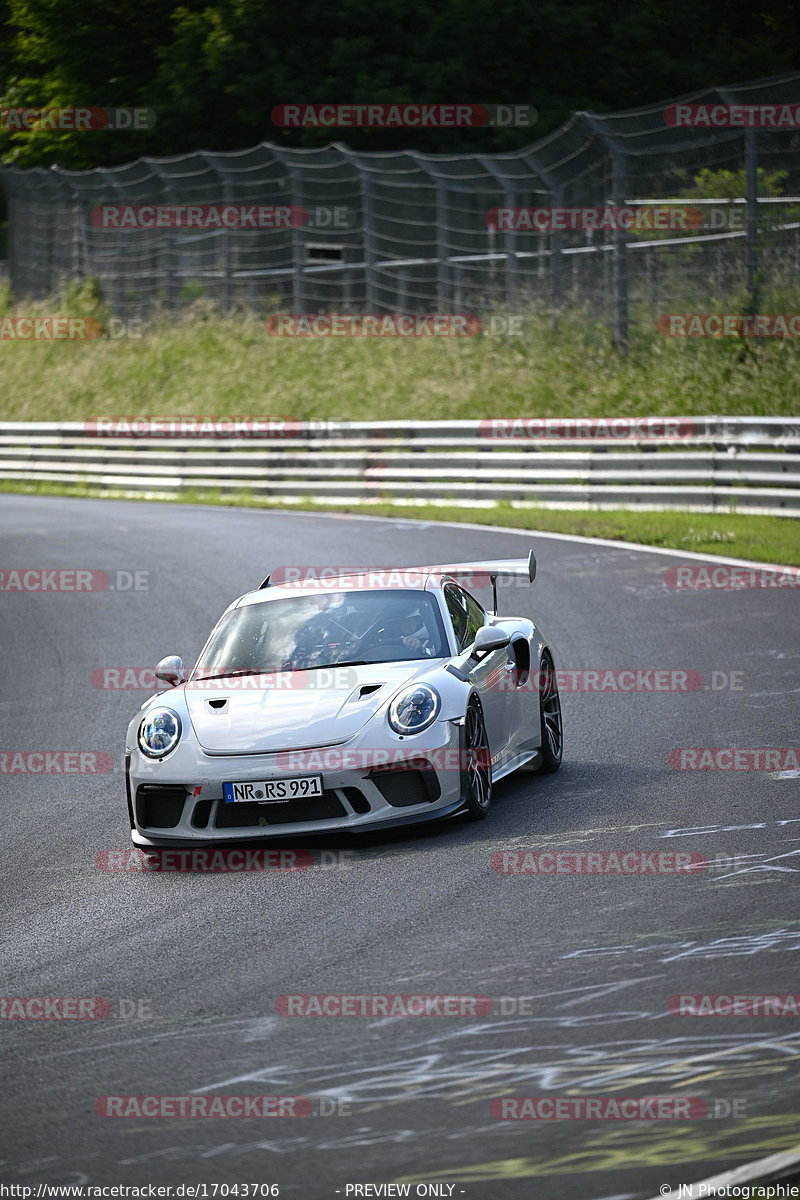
[538,650,563,773]
[462,696,493,819]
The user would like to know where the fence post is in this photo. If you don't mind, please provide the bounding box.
[505,193,518,305]
[362,171,377,311]
[209,156,233,313]
[611,148,629,354]
[221,164,233,314]
[288,168,304,314]
[581,113,629,352]
[436,183,449,309]
[291,225,304,314]
[550,185,564,329]
[148,166,181,316]
[745,127,759,316]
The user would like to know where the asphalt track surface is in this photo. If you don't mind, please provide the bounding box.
[1,494,799,1200]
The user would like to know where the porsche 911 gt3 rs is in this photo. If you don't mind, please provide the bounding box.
[125,551,562,845]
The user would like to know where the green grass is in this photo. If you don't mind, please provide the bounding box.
[3,480,799,565]
[2,284,797,564]
[0,284,799,421]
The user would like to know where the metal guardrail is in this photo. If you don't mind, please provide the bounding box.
[1,418,798,516]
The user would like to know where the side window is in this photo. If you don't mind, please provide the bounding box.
[444,583,486,651]
[444,584,469,650]
[463,589,487,645]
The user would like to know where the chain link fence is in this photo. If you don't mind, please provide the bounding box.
[1,72,799,347]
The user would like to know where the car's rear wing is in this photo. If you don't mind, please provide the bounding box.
[258,549,536,612]
[421,549,536,613]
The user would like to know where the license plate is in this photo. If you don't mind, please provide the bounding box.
[223,776,322,804]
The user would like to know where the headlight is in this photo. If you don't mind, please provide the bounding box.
[388,685,440,735]
[138,708,182,759]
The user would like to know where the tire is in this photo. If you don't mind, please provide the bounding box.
[462,696,493,819]
[538,649,563,773]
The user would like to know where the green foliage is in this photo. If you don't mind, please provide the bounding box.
[690,167,788,198]
[0,0,797,167]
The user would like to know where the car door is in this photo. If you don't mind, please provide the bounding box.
[443,582,513,767]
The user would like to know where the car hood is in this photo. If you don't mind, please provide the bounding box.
[184,660,441,754]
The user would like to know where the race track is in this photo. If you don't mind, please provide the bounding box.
[1,494,799,1200]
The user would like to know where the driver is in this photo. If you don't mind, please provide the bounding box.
[399,611,435,655]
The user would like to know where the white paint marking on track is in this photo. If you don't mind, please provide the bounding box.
[647,1142,800,1199]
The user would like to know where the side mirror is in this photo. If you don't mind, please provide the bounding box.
[155,655,185,688]
[445,626,513,683]
[472,626,511,658]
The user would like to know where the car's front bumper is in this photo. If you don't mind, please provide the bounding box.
[128,719,467,846]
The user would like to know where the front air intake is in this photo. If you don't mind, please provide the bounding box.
[135,785,187,829]
[369,766,440,807]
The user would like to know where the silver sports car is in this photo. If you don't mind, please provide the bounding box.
[125,551,562,846]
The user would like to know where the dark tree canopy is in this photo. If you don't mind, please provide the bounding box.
[0,0,797,168]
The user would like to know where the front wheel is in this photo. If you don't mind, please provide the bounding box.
[538,650,563,772]
[462,696,493,819]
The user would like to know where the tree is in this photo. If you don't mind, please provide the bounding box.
[0,0,797,168]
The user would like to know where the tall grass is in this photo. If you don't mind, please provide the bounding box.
[0,284,798,422]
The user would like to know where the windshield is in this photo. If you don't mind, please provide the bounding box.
[191,589,449,679]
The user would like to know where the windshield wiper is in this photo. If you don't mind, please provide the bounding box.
[192,662,374,682]
[289,660,373,671]
[190,669,270,683]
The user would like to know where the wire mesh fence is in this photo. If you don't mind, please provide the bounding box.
[1,71,799,347]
